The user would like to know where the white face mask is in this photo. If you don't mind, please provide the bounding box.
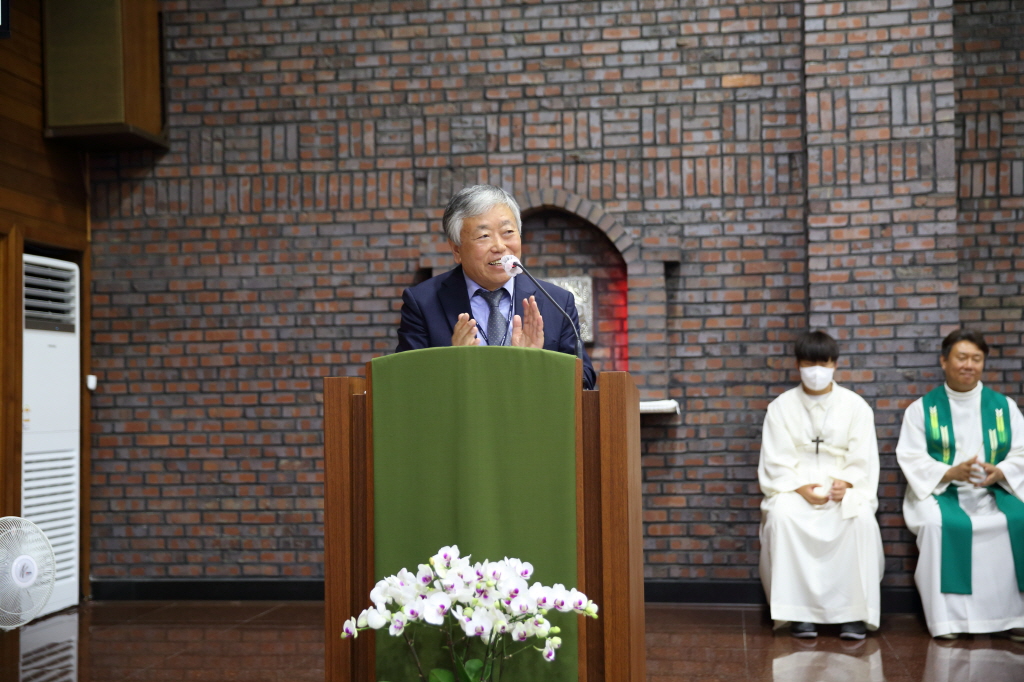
[800,365,834,392]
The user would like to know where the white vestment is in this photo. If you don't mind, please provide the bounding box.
[758,383,884,628]
[896,382,1024,637]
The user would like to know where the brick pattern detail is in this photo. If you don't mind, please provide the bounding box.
[84,0,1016,587]
[803,0,960,585]
[956,1,1024,397]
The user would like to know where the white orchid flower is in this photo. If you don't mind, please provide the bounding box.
[492,612,510,634]
[415,564,434,590]
[510,621,529,642]
[403,596,426,622]
[474,584,499,608]
[454,564,477,583]
[508,594,536,616]
[497,576,529,601]
[365,606,390,630]
[528,614,550,638]
[483,561,508,583]
[430,545,461,576]
[423,592,451,626]
[385,569,419,607]
[510,559,533,579]
[550,584,571,612]
[340,547,599,672]
[529,583,553,610]
[341,617,358,638]
[369,579,390,608]
[440,574,475,603]
[462,608,494,639]
[389,612,407,637]
[452,604,472,626]
[567,588,588,612]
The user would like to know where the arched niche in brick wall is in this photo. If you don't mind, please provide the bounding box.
[519,207,629,375]
[519,190,674,399]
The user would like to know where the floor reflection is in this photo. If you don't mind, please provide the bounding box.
[9,601,324,682]
[5,601,1024,681]
[772,640,885,682]
[923,639,1024,682]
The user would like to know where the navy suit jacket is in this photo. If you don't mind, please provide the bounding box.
[396,265,596,390]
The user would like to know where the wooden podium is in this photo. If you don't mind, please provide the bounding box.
[323,350,645,682]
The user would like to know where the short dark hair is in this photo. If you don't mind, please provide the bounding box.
[794,331,839,363]
[941,328,989,358]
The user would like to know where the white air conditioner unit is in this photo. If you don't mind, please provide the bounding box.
[22,254,81,617]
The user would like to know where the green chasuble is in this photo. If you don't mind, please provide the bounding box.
[922,385,1024,594]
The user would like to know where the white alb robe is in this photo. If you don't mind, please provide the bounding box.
[758,383,884,628]
[896,382,1024,637]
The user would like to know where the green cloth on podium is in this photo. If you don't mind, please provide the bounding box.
[371,346,579,682]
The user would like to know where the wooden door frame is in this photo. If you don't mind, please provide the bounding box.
[0,219,23,519]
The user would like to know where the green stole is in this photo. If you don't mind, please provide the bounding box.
[922,385,1024,593]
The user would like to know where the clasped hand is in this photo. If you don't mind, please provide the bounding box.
[797,480,851,506]
[940,455,1005,488]
[450,295,544,349]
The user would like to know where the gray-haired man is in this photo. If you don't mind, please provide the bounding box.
[396,184,596,389]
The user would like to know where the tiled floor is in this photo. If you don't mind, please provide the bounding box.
[6,601,1024,681]
[645,604,1024,681]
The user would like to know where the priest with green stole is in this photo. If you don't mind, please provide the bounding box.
[896,328,1024,640]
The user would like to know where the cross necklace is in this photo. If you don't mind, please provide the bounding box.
[808,398,833,456]
[812,434,825,455]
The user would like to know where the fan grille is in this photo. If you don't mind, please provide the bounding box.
[0,517,57,630]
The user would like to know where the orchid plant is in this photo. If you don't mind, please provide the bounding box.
[341,545,599,682]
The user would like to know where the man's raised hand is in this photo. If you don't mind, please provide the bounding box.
[451,313,480,346]
[511,295,544,349]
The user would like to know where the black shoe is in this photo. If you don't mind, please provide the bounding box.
[839,621,867,640]
[790,622,817,638]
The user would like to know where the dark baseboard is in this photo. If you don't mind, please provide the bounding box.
[90,580,324,601]
[645,580,766,605]
[644,580,922,614]
[90,579,922,614]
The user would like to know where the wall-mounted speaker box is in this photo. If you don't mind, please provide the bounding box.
[43,0,166,150]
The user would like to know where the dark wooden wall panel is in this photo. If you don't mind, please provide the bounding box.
[122,0,163,136]
[0,223,23,520]
[0,0,90,596]
[0,0,88,251]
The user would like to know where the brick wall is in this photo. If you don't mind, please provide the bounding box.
[803,0,959,586]
[86,0,1023,588]
[956,0,1024,401]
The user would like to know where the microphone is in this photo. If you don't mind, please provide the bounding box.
[499,255,584,360]
[500,254,523,276]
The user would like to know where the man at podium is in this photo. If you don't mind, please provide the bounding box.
[396,184,596,389]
